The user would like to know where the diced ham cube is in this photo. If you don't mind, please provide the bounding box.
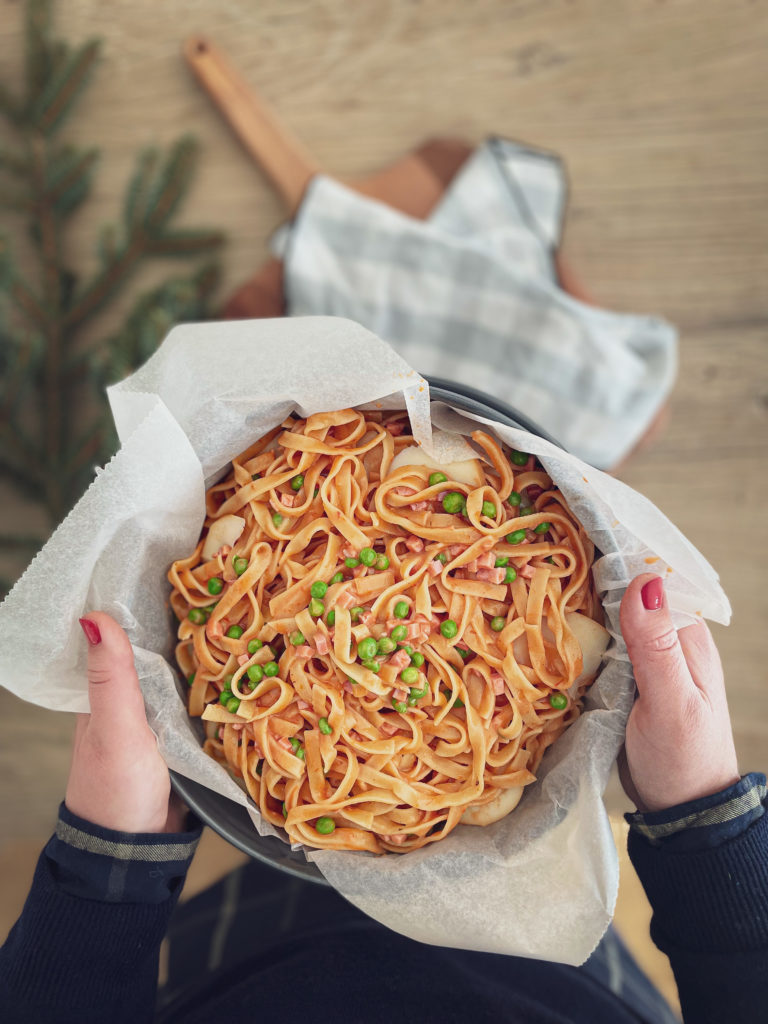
[465,558,478,573]
[405,536,424,553]
[277,736,293,751]
[294,645,314,658]
[282,492,296,507]
[428,559,443,576]
[336,590,358,610]
[476,568,507,584]
[491,673,506,695]
[393,687,408,702]
[406,623,422,640]
[477,552,496,569]
[343,680,355,694]
[379,720,399,736]
[450,544,468,557]
[313,633,330,656]
[232,723,243,732]
[297,699,310,710]
[237,654,250,665]
[518,564,535,579]
[341,543,357,558]
[410,501,429,511]
[437,491,448,500]
[353,564,368,579]
[386,421,405,436]
[394,486,417,497]
[388,649,411,670]
[382,833,408,845]
[360,611,375,626]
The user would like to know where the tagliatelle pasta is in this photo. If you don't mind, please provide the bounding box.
[169,409,605,853]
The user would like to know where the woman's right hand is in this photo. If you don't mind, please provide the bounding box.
[618,573,740,813]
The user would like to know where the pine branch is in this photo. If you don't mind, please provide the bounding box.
[145,228,226,258]
[33,40,100,136]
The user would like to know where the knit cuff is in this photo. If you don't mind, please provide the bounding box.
[627,783,768,954]
[625,772,766,851]
[46,801,202,904]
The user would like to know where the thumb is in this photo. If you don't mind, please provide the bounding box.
[79,612,147,735]
[619,574,694,707]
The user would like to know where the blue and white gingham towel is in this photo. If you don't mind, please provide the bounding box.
[275,138,677,469]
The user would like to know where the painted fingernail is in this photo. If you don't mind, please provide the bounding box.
[641,577,663,611]
[79,617,102,646]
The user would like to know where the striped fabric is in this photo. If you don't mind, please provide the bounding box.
[626,773,767,849]
[277,137,678,469]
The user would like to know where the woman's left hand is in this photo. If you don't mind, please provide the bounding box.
[66,612,184,833]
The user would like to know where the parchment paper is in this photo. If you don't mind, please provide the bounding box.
[0,316,729,965]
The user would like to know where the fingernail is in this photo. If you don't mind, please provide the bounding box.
[79,617,102,646]
[641,577,664,611]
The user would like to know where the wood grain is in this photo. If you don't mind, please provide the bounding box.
[1,1,766,1010]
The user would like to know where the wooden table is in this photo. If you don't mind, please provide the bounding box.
[1,1,766,1010]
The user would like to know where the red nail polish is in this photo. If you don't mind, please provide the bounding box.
[641,577,663,610]
[79,618,102,645]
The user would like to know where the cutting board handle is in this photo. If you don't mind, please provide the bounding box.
[183,36,319,215]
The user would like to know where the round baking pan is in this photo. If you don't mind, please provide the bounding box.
[170,379,562,883]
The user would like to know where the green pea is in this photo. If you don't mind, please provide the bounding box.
[350,606,364,622]
[290,474,304,491]
[252,472,261,480]
[392,698,408,713]
[241,681,253,694]
[410,684,429,701]
[310,580,328,600]
[375,554,390,570]
[510,451,528,466]
[219,689,233,705]
[330,571,344,584]
[247,639,263,654]
[398,644,414,657]
[264,661,279,677]
[490,616,506,632]
[394,600,409,618]
[495,555,509,568]
[436,552,448,564]
[207,577,224,595]
[187,672,195,686]
[226,625,244,639]
[326,609,336,627]
[440,619,458,639]
[546,556,555,565]
[315,816,336,835]
[361,659,380,673]
[360,547,377,567]
[507,491,521,506]
[345,557,360,568]
[272,512,283,528]
[318,717,332,735]
[410,651,425,668]
[290,631,305,646]
[456,648,471,660]
[223,675,233,685]
[203,603,218,613]
[481,501,497,518]
[282,802,288,818]
[534,522,551,534]
[314,486,320,497]
[233,557,248,576]
[247,664,264,684]
[505,567,517,584]
[289,737,305,759]
[429,471,448,486]
[390,624,408,643]
[401,666,420,685]
[226,696,241,714]
[377,636,396,655]
[442,491,465,514]
[520,507,535,518]
[309,598,325,617]
[506,529,526,545]
[358,637,378,660]
[188,608,206,624]
[549,693,568,710]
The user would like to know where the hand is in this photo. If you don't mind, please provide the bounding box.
[618,574,740,813]
[66,612,184,833]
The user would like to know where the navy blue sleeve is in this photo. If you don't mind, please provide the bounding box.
[0,803,201,1024]
[626,772,768,1024]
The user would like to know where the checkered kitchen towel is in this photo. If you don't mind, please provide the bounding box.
[274,137,678,469]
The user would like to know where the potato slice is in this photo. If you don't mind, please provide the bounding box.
[462,785,524,826]
[388,445,484,488]
[512,613,610,684]
[201,514,246,560]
